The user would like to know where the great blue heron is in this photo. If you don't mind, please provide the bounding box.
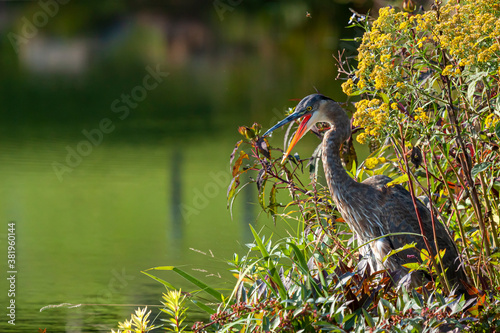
[263,93,467,291]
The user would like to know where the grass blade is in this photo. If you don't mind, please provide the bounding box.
[145,266,224,302]
[141,270,175,289]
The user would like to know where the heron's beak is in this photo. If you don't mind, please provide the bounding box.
[262,111,313,164]
[262,112,303,137]
[281,114,312,163]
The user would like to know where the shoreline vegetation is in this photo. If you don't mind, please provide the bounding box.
[110,1,500,332]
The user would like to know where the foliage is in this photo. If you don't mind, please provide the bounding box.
[111,1,500,332]
[161,289,190,332]
[110,307,159,333]
[338,0,500,289]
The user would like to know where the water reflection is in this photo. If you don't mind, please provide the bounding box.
[169,146,184,248]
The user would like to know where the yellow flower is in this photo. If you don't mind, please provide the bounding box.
[380,54,391,63]
[399,21,410,30]
[365,157,379,169]
[417,37,427,48]
[414,107,429,123]
[365,157,387,169]
[432,0,499,67]
[348,1,500,145]
[485,113,499,129]
[368,98,381,108]
[353,99,388,144]
[356,133,368,144]
[341,78,355,96]
[441,64,454,76]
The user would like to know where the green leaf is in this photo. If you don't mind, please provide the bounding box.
[232,151,249,177]
[191,299,216,315]
[249,226,287,300]
[383,242,417,263]
[380,298,395,315]
[362,308,374,328]
[269,184,278,217]
[228,181,252,220]
[287,243,308,275]
[471,162,491,179]
[378,92,390,104]
[226,177,239,206]
[402,262,421,272]
[466,71,488,103]
[411,289,423,308]
[144,266,224,302]
[496,122,500,140]
[287,242,321,294]
[257,172,267,211]
[250,225,270,258]
[349,89,364,97]
[141,270,176,289]
[386,174,409,187]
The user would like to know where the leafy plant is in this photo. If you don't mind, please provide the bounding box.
[110,307,159,333]
[337,0,500,289]
[161,289,189,332]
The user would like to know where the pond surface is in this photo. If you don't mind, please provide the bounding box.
[0,2,362,330]
[0,129,295,332]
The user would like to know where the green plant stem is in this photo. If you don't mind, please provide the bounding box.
[440,65,491,260]
[421,149,452,292]
[311,181,352,259]
[433,142,497,284]
[397,124,449,293]
[430,147,476,286]
[479,172,500,249]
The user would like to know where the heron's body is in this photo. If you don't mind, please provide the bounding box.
[264,94,467,290]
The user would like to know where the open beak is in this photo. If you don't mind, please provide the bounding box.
[263,112,313,164]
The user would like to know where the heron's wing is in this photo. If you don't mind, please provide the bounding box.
[365,175,466,286]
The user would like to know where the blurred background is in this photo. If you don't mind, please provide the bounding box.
[0,0,407,331]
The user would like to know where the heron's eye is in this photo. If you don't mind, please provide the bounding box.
[306,106,312,111]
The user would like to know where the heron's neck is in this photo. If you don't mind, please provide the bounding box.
[322,121,356,203]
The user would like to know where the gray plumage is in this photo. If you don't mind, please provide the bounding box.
[264,94,467,291]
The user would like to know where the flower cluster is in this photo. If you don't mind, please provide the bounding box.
[441,64,461,76]
[341,78,355,96]
[435,0,500,67]
[345,0,500,143]
[364,156,387,169]
[484,113,499,130]
[352,98,389,143]
[414,107,429,123]
[355,7,413,93]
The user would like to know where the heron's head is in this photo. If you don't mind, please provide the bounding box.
[263,94,334,163]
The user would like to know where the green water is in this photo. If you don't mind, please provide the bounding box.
[0,132,281,332]
[0,2,371,330]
